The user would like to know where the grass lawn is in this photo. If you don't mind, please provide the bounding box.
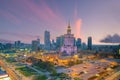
[16,66,37,77]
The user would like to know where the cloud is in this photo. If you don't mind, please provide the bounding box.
[20,0,65,25]
[74,1,78,20]
[73,3,83,39]
[0,39,14,43]
[0,32,37,39]
[75,19,82,38]
[0,32,40,43]
[100,34,120,43]
[0,10,21,24]
[0,0,65,26]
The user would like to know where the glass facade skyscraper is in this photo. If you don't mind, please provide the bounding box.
[87,37,92,50]
[44,30,51,51]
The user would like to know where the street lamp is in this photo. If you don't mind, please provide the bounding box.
[24,55,27,63]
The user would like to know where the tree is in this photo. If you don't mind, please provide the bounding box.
[33,75,47,80]
[74,78,83,80]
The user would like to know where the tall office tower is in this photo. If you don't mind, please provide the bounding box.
[37,37,40,45]
[61,23,77,56]
[14,40,21,48]
[82,42,87,50]
[32,40,39,52]
[51,39,56,50]
[76,38,81,51]
[44,30,51,51]
[87,37,92,50]
[56,35,64,49]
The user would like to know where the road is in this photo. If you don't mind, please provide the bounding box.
[105,71,120,80]
[26,65,44,74]
[26,64,50,77]
[0,59,21,80]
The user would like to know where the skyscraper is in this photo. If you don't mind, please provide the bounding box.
[56,35,64,49]
[37,37,40,45]
[82,42,87,50]
[87,37,92,50]
[14,40,21,48]
[44,30,51,51]
[32,40,39,52]
[76,38,81,50]
[51,39,56,50]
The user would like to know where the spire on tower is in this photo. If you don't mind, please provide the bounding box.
[67,21,71,34]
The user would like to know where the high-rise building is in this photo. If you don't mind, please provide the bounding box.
[32,40,39,52]
[76,38,81,50]
[44,30,51,51]
[61,23,77,56]
[14,41,21,48]
[37,37,40,45]
[51,39,56,50]
[56,35,64,49]
[5,43,12,49]
[82,42,87,50]
[87,37,92,50]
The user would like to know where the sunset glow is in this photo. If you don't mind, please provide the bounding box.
[0,0,120,44]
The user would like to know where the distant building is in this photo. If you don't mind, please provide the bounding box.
[82,42,87,50]
[61,23,77,56]
[56,35,64,50]
[37,37,40,45]
[31,40,39,52]
[51,39,56,50]
[14,40,21,48]
[0,43,3,50]
[0,43,14,51]
[87,37,92,50]
[76,38,81,51]
[5,43,12,49]
[44,30,51,51]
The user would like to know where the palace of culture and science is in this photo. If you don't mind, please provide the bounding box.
[61,23,77,56]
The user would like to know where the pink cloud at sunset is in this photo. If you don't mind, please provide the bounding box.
[0,0,120,44]
[21,0,65,25]
[75,19,82,39]
[73,3,83,40]
[0,0,65,26]
[0,10,21,24]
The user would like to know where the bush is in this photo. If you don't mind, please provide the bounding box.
[74,78,83,80]
[16,67,36,77]
[33,61,55,73]
[33,75,47,80]
[51,69,57,76]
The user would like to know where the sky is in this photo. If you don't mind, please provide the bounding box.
[0,0,120,44]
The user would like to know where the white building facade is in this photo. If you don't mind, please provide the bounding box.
[61,23,77,56]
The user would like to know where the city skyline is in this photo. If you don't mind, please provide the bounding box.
[0,0,120,44]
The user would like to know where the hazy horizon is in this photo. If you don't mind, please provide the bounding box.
[0,0,120,44]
